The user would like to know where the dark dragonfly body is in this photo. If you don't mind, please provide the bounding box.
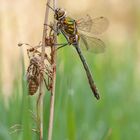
[59,18,100,99]
[47,4,109,100]
[57,15,100,99]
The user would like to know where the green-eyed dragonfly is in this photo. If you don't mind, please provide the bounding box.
[47,4,109,100]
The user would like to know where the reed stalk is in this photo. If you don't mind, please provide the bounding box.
[37,0,51,139]
[48,0,57,140]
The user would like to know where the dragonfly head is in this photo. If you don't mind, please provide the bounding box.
[54,8,66,20]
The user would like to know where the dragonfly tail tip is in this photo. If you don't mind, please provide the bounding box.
[95,94,100,100]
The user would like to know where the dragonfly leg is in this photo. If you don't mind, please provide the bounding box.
[44,69,53,80]
[43,77,52,91]
[44,53,51,64]
[56,43,69,50]
[44,23,59,34]
[46,3,55,12]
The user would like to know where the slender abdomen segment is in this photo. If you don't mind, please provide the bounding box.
[74,45,100,100]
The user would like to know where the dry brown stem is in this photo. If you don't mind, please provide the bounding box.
[37,0,52,140]
[47,0,57,140]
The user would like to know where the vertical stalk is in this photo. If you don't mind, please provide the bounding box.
[37,0,51,140]
[48,0,57,140]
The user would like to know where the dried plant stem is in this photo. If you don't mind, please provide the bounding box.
[36,0,51,140]
[48,0,57,140]
[47,55,56,140]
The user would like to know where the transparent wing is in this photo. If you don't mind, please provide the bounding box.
[77,15,109,35]
[79,33,106,53]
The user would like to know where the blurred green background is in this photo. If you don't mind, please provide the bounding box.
[0,0,140,140]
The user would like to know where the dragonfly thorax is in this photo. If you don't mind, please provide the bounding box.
[61,17,77,36]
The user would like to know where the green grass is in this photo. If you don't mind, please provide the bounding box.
[0,38,140,140]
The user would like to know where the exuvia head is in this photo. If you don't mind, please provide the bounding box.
[54,8,66,20]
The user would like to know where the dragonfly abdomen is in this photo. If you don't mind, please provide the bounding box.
[74,45,100,100]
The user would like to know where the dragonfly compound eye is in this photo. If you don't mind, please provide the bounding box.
[55,8,66,20]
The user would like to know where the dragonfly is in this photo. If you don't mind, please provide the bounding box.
[47,4,109,100]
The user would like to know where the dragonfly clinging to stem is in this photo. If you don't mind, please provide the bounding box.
[47,4,109,100]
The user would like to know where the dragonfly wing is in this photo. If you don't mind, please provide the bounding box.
[79,33,106,53]
[77,14,93,32]
[77,15,109,35]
